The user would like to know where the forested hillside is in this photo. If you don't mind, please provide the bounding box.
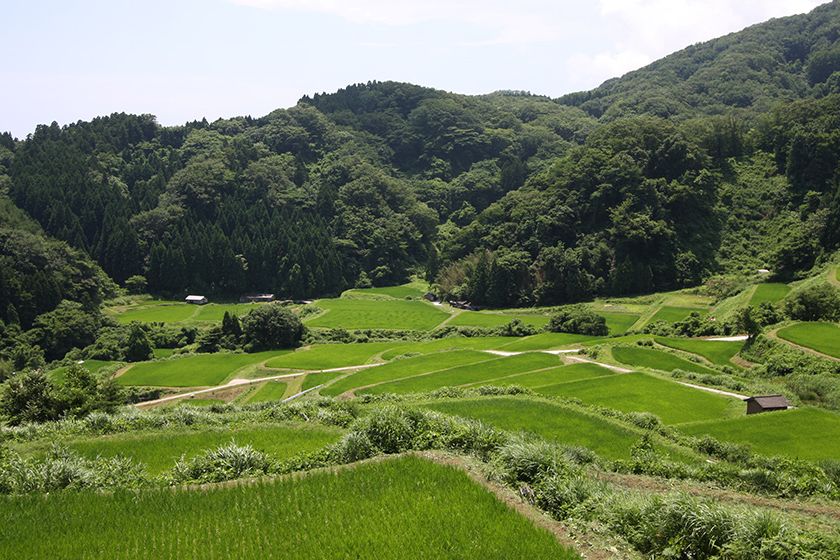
[1,1,840,321]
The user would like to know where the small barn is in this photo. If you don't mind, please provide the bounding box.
[185,295,208,305]
[423,292,438,302]
[240,293,275,303]
[745,395,790,415]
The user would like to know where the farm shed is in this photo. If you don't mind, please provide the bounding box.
[185,295,208,305]
[423,292,438,302]
[240,294,275,303]
[745,395,790,415]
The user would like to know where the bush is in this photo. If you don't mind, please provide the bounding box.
[124,275,147,295]
[241,304,305,350]
[547,305,608,336]
[169,441,273,484]
[784,284,840,322]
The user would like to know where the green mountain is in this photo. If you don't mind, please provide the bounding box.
[0,1,839,321]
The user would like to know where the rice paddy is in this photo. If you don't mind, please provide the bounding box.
[264,342,396,370]
[245,381,289,403]
[447,311,549,328]
[497,332,599,351]
[360,352,560,395]
[612,346,720,375]
[13,423,342,475]
[678,408,840,461]
[654,337,743,367]
[0,456,578,560]
[424,396,660,460]
[600,312,641,334]
[648,306,706,324]
[749,283,790,306]
[117,351,289,387]
[305,297,450,330]
[777,322,840,359]
[535,372,740,425]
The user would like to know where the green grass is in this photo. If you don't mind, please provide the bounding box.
[612,346,719,375]
[749,283,790,306]
[170,398,225,407]
[14,423,341,475]
[361,353,560,395]
[191,303,267,322]
[301,370,347,391]
[777,322,840,359]
[600,312,640,335]
[648,306,706,324]
[536,372,739,424]
[246,381,288,403]
[679,408,840,461]
[152,348,177,358]
[321,350,494,397]
[117,351,289,387]
[497,332,599,351]
[47,360,115,384]
[379,337,513,360]
[111,303,198,324]
[654,337,743,367]
[448,312,549,328]
[306,297,449,330]
[265,342,397,370]
[0,456,577,560]
[425,397,686,461]
[478,363,618,389]
[343,281,428,299]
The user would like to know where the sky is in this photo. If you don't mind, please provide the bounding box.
[0,0,827,137]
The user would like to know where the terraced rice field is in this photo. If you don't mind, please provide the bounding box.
[379,337,513,360]
[0,456,578,560]
[654,337,743,367]
[117,351,289,387]
[497,332,599,351]
[425,396,660,460]
[265,342,397,370]
[447,312,549,329]
[777,322,840,359]
[246,381,289,403]
[111,302,198,324]
[360,353,560,395]
[12,423,342,475]
[47,360,115,384]
[678,408,840,461]
[476,363,618,389]
[648,306,706,325]
[535,372,740,424]
[749,283,790,306]
[321,350,495,397]
[612,346,719,375]
[306,297,449,330]
[600,312,640,335]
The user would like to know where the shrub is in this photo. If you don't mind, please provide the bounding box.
[784,284,840,322]
[169,441,273,484]
[241,304,305,350]
[547,305,608,336]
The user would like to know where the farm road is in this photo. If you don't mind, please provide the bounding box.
[135,363,382,408]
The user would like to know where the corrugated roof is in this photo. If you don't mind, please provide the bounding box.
[748,395,790,408]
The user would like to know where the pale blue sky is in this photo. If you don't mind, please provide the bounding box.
[0,0,826,137]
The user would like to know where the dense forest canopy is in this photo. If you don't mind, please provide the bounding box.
[1,1,840,329]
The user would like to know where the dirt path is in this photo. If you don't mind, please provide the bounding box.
[135,363,382,408]
[703,335,748,342]
[767,327,840,363]
[676,381,747,400]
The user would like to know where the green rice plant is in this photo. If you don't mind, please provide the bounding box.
[306,297,449,330]
[679,408,840,462]
[245,381,288,403]
[777,322,840,359]
[117,350,289,386]
[649,305,707,324]
[474,363,617,389]
[600,312,641,334]
[0,456,578,560]
[749,283,790,306]
[424,397,673,461]
[111,303,197,324]
[265,342,398,370]
[612,345,720,375]
[321,350,494,397]
[361,352,559,395]
[379,337,512,360]
[448,312,549,328]
[498,332,599,351]
[536,372,739,425]
[654,337,744,366]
